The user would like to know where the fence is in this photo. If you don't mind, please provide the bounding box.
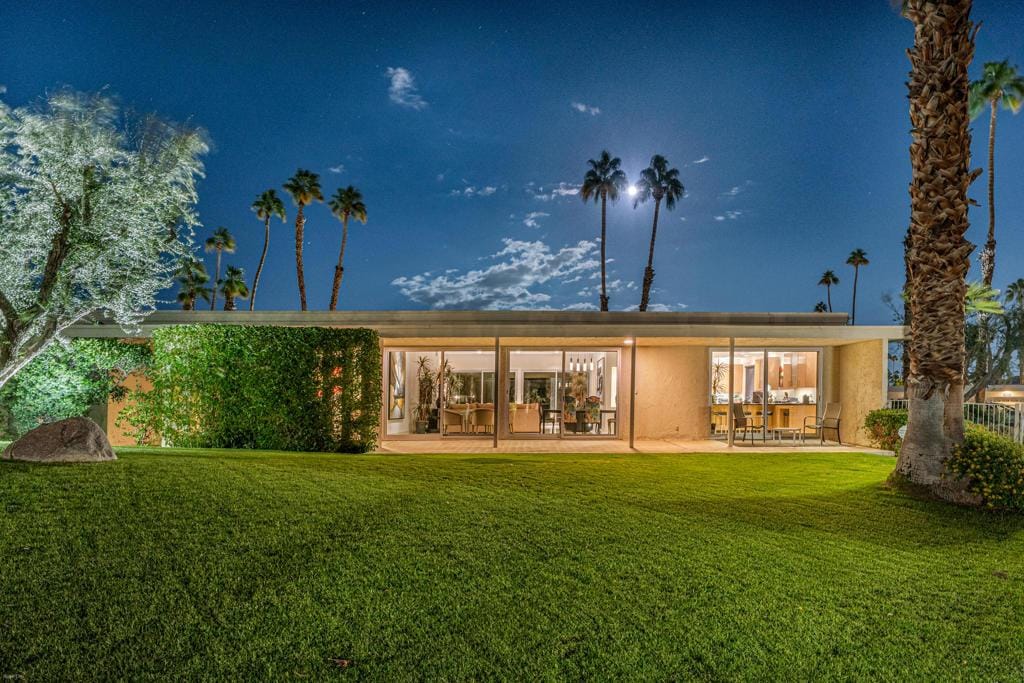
[886,399,1024,444]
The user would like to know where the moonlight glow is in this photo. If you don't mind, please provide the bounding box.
[627,184,638,197]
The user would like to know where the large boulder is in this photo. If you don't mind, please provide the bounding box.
[2,417,116,463]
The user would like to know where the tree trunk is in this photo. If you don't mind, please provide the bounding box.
[295,204,307,311]
[224,294,235,311]
[210,249,221,311]
[599,191,609,312]
[850,265,859,325]
[896,0,981,504]
[826,285,832,313]
[980,99,997,287]
[329,215,349,311]
[250,218,270,311]
[639,197,661,312]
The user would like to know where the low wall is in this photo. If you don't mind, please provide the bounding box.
[837,339,886,446]
[634,346,709,440]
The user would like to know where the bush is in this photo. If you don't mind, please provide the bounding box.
[0,339,151,437]
[948,424,1024,510]
[864,408,908,453]
[121,324,381,453]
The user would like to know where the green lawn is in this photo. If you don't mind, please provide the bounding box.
[2,448,1023,680]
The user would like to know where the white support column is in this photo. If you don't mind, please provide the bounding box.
[727,337,735,447]
[493,336,500,448]
[628,337,637,449]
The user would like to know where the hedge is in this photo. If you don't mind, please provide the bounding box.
[948,424,1024,511]
[121,324,381,453]
[863,408,908,454]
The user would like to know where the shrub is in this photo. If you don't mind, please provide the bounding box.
[864,408,908,453]
[948,424,1024,510]
[121,324,381,453]
[0,339,151,437]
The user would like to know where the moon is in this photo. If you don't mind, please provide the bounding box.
[627,185,638,197]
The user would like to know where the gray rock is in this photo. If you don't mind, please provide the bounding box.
[2,417,116,463]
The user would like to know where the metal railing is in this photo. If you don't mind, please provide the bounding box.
[886,399,1024,444]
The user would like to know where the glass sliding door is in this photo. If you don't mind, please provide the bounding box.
[508,350,561,435]
[440,350,495,437]
[386,350,441,437]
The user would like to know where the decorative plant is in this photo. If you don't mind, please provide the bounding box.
[711,361,728,401]
[415,355,436,422]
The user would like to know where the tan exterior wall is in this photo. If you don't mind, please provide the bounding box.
[837,339,886,446]
[105,371,154,447]
[634,346,709,439]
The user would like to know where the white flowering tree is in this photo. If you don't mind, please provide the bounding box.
[0,90,206,389]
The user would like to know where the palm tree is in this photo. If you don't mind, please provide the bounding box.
[219,266,249,311]
[283,169,324,311]
[1006,279,1024,383]
[204,227,236,311]
[969,61,1024,287]
[174,256,211,311]
[895,0,977,503]
[845,249,869,324]
[817,270,840,312]
[813,301,828,313]
[580,151,628,311]
[249,189,286,311]
[327,185,368,311]
[633,155,684,312]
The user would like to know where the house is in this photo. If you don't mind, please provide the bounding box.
[68,310,904,448]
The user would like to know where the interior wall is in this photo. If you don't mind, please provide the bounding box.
[634,346,709,440]
[837,339,886,445]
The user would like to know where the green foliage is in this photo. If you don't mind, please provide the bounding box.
[122,325,381,453]
[948,424,1024,510]
[863,408,908,453]
[0,339,151,436]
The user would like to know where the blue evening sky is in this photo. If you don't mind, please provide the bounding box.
[3,1,1024,322]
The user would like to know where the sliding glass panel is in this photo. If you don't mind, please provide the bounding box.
[765,350,818,430]
[386,350,441,436]
[562,350,619,437]
[508,350,561,435]
[441,350,495,437]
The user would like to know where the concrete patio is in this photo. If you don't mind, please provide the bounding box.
[375,438,893,456]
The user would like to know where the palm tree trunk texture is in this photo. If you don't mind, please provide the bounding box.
[250,218,270,311]
[850,266,859,325]
[210,249,221,311]
[224,295,235,311]
[295,204,307,311]
[329,216,349,311]
[639,198,661,312]
[826,285,832,313]
[599,191,609,312]
[894,0,980,504]
[980,99,997,287]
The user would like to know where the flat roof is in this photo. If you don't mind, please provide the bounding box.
[67,310,905,344]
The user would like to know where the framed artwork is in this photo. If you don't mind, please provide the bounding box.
[596,356,605,399]
[389,352,406,420]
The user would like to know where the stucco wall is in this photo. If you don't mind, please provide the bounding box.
[634,346,709,439]
[837,339,886,446]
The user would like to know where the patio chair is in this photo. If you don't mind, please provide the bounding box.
[730,402,764,443]
[803,402,842,444]
[469,407,494,434]
[441,408,465,435]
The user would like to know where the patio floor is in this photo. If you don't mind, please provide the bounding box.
[376,438,892,456]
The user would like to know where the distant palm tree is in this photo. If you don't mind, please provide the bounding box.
[204,227,236,311]
[633,155,684,312]
[969,61,1024,286]
[174,256,212,311]
[813,301,828,313]
[1007,278,1024,383]
[249,189,286,311]
[219,266,250,311]
[327,185,368,311]
[580,151,628,311]
[283,169,324,311]
[818,270,840,312]
[846,249,869,324]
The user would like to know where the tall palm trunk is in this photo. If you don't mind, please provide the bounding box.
[210,249,222,311]
[826,285,832,313]
[329,215,349,311]
[639,196,662,312]
[250,217,270,311]
[894,0,979,504]
[850,265,859,324]
[980,99,997,286]
[182,295,193,312]
[599,190,609,311]
[294,204,307,311]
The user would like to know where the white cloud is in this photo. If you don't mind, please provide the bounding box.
[713,210,743,221]
[526,181,581,201]
[721,186,742,197]
[386,67,428,110]
[570,101,601,116]
[391,238,601,309]
[693,156,710,164]
[621,302,688,312]
[328,164,345,174]
[450,184,498,198]
[523,211,549,228]
[562,302,599,311]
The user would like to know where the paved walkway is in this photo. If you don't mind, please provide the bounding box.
[376,438,892,456]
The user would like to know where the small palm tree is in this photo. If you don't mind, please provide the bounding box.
[204,227,236,311]
[1006,278,1024,383]
[969,61,1024,286]
[174,256,212,311]
[283,169,324,311]
[580,151,628,311]
[219,266,250,311]
[250,189,286,311]
[633,155,684,312]
[813,301,828,313]
[818,270,840,312]
[846,249,869,324]
[327,185,368,311]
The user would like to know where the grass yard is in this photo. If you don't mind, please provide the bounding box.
[2,448,1023,680]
